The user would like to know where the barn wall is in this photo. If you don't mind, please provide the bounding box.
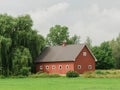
[36,61,74,74]
[74,46,95,74]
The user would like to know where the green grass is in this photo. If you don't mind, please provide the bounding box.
[0,77,119,90]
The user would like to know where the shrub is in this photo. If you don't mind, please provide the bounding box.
[66,71,79,78]
[20,67,30,76]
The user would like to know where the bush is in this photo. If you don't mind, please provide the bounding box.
[20,67,30,76]
[66,71,79,78]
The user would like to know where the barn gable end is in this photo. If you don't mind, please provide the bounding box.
[74,45,96,74]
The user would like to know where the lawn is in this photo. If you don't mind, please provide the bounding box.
[0,77,119,90]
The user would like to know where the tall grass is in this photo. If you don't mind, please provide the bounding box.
[29,73,60,78]
[83,70,120,78]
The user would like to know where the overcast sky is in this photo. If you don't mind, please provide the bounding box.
[0,0,120,45]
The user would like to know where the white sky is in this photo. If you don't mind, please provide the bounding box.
[0,0,120,45]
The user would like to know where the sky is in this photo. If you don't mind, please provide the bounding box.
[0,0,120,45]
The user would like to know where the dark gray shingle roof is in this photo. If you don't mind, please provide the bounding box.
[35,44,86,63]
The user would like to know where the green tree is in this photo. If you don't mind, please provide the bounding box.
[15,15,33,31]
[92,42,115,69]
[0,14,16,38]
[11,47,32,75]
[46,25,69,46]
[0,36,12,76]
[68,35,80,44]
[110,34,120,69]
[0,14,45,76]
[85,36,92,49]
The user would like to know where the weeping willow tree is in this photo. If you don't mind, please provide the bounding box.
[11,47,32,75]
[0,14,45,76]
[0,36,12,76]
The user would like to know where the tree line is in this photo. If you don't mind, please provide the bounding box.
[86,35,120,69]
[0,14,120,76]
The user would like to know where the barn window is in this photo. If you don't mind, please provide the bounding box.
[88,65,92,69]
[40,66,43,70]
[83,52,87,56]
[77,65,81,69]
[59,65,62,70]
[66,65,69,69]
[52,65,56,69]
[46,66,49,70]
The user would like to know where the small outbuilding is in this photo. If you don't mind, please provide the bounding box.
[35,44,97,74]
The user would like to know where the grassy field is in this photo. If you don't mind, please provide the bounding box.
[0,77,119,90]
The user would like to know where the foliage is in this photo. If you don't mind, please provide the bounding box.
[0,14,16,38]
[20,67,30,76]
[92,41,115,69]
[66,71,79,78]
[68,35,80,44]
[85,36,92,49]
[46,25,81,46]
[0,36,12,76]
[110,33,120,69]
[46,25,69,46]
[11,47,32,75]
[0,14,45,76]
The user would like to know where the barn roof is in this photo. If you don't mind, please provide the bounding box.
[35,44,96,63]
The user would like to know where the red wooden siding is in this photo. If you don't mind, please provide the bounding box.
[74,46,95,74]
[36,61,74,74]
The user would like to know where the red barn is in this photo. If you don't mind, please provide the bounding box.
[35,44,97,74]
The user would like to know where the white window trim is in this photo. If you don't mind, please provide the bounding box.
[88,65,92,70]
[59,65,62,70]
[52,65,56,70]
[83,52,87,56]
[66,65,69,69]
[77,65,81,69]
[46,65,49,70]
[40,66,43,70]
